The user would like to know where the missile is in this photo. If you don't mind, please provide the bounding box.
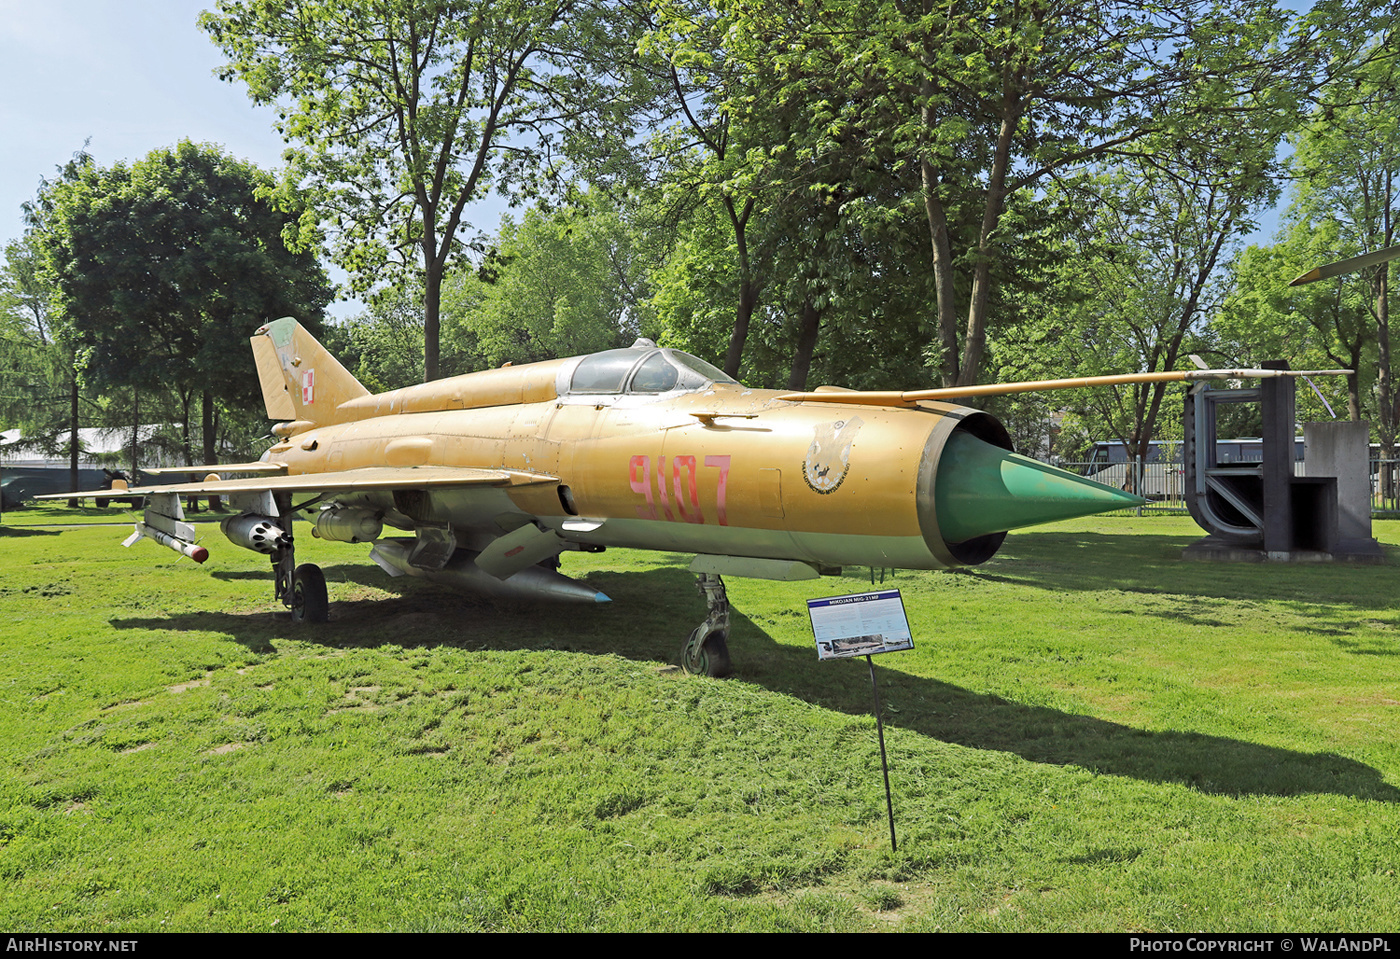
[123,523,209,564]
[369,538,612,604]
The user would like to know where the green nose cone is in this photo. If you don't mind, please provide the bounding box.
[935,431,1147,543]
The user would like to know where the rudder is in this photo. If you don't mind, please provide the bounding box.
[251,317,369,428]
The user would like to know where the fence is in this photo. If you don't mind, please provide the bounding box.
[1057,459,1188,515]
[1055,457,1400,517]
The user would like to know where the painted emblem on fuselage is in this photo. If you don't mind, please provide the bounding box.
[803,417,864,494]
[301,369,315,405]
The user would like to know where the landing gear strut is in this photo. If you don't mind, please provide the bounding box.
[682,573,732,677]
[271,492,328,623]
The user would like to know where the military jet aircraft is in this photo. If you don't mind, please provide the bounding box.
[45,318,1348,676]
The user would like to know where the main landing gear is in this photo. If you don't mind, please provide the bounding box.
[270,492,328,623]
[682,573,732,678]
[290,563,328,622]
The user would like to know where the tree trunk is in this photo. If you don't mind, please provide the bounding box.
[1346,350,1361,422]
[920,88,961,390]
[723,198,759,379]
[957,108,1020,389]
[180,389,193,468]
[923,163,961,388]
[129,390,139,477]
[424,263,442,382]
[787,299,824,391]
[202,391,217,467]
[203,391,222,512]
[1376,263,1397,503]
[181,389,200,513]
[66,371,79,509]
[726,280,760,380]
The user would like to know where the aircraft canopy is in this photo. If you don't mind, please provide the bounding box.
[568,347,738,395]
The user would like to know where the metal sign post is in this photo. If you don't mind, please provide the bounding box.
[807,589,914,852]
[866,654,897,852]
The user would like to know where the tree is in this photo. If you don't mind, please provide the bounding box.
[643,0,964,382]
[1,236,55,348]
[30,141,333,469]
[0,235,60,428]
[1000,148,1276,475]
[447,192,643,369]
[1219,222,1372,425]
[1283,54,1400,452]
[202,0,631,382]
[1,242,70,440]
[340,281,430,393]
[0,240,66,481]
[639,0,791,378]
[710,0,1391,389]
[13,153,100,498]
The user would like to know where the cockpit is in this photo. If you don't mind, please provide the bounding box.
[565,340,739,396]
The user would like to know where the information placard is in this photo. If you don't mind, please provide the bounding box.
[807,589,914,661]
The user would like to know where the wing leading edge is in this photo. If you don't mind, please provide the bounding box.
[777,367,1354,407]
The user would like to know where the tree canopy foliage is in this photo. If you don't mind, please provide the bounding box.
[1002,151,1276,469]
[5,0,1400,467]
[1221,47,1400,449]
[28,140,332,466]
[449,193,646,368]
[661,0,1377,389]
[201,0,637,381]
[1,234,72,451]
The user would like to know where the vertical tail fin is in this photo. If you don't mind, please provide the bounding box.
[251,317,368,429]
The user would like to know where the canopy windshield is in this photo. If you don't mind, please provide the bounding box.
[568,348,738,395]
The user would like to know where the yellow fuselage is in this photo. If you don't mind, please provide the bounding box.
[262,369,997,571]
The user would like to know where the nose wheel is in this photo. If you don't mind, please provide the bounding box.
[682,573,732,677]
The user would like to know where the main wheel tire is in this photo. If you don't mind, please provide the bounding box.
[682,628,732,678]
[291,563,329,623]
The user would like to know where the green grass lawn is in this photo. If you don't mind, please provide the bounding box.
[3,513,1400,931]
[1,502,237,526]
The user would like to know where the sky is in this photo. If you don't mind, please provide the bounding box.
[0,1,289,242]
[0,1,491,320]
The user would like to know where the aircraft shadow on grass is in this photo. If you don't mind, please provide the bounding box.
[107,563,1398,803]
[964,530,1400,656]
[974,530,1398,611]
[0,526,62,538]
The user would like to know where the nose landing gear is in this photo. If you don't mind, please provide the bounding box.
[682,573,732,677]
